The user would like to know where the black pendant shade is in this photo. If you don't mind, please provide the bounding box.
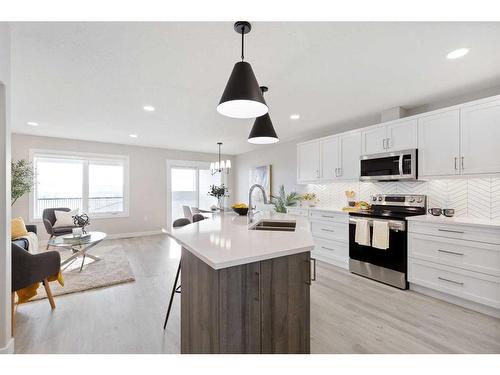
[217,61,268,119]
[248,113,279,144]
[248,86,279,144]
[217,21,269,119]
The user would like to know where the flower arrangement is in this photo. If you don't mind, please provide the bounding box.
[300,192,318,206]
[208,184,229,209]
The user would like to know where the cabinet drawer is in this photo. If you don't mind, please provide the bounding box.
[409,258,500,309]
[311,220,348,242]
[313,237,348,267]
[309,210,348,224]
[409,233,500,277]
[409,221,500,245]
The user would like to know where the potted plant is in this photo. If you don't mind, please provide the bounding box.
[208,184,229,210]
[11,159,35,206]
[271,185,301,213]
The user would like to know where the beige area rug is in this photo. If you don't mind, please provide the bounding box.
[30,243,135,301]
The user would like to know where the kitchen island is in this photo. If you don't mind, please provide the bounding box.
[166,211,315,354]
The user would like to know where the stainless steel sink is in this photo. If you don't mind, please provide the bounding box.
[250,220,296,232]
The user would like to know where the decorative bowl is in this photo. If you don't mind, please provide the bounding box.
[233,207,249,216]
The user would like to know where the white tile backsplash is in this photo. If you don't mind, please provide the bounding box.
[306,177,500,220]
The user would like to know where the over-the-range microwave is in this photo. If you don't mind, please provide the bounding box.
[360,149,417,181]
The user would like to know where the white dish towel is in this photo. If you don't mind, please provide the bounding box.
[355,219,371,246]
[372,220,389,250]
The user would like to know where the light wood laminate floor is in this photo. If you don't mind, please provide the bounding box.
[14,235,500,353]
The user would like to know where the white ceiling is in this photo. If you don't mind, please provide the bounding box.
[10,22,500,155]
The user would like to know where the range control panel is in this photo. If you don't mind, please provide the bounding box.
[370,194,426,208]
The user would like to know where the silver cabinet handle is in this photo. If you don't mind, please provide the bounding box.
[383,138,386,149]
[321,215,337,218]
[334,167,338,177]
[321,246,336,251]
[438,276,464,286]
[338,167,342,176]
[438,229,464,234]
[321,228,335,232]
[316,169,320,178]
[438,249,464,256]
[387,138,391,149]
[454,157,458,171]
[461,156,464,170]
[311,257,316,281]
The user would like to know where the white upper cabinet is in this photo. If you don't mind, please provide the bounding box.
[460,100,500,175]
[361,125,386,155]
[320,136,339,180]
[297,140,320,183]
[338,132,361,180]
[418,109,460,177]
[386,119,417,151]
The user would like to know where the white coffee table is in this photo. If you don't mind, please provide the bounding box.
[49,231,107,272]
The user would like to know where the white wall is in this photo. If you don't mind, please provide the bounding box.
[11,134,234,240]
[0,22,13,354]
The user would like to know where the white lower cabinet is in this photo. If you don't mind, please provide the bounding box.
[408,221,500,312]
[309,209,349,270]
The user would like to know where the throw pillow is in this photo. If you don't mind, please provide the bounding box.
[11,217,28,239]
[53,209,79,228]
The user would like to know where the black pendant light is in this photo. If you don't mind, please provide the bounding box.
[217,21,268,119]
[248,86,279,144]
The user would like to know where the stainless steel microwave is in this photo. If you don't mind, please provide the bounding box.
[360,149,417,181]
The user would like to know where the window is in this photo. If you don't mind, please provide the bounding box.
[31,150,128,220]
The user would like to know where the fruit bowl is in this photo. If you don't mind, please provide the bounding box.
[232,207,249,216]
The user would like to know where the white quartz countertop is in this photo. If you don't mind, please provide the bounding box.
[406,214,500,229]
[165,211,315,269]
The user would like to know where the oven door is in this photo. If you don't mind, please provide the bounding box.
[348,217,408,289]
[360,149,417,181]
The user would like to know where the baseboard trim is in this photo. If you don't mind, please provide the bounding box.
[410,283,500,319]
[39,230,164,246]
[106,230,163,240]
[0,337,14,354]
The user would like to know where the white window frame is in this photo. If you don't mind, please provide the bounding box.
[29,149,130,222]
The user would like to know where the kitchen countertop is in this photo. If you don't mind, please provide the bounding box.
[406,214,500,229]
[165,211,315,270]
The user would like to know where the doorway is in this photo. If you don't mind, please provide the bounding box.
[166,160,223,227]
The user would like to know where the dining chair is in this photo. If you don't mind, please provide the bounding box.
[182,206,193,221]
[164,217,191,330]
[192,213,206,222]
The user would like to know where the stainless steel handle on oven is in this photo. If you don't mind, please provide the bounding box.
[398,154,403,176]
[438,249,464,256]
[438,229,464,234]
[438,276,464,286]
[349,217,406,231]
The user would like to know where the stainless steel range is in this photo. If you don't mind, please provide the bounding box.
[348,194,426,289]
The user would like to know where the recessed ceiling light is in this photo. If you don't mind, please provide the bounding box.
[447,48,469,60]
[290,114,300,120]
[143,105,155,112]
[129,134,138,138]
[27,121,39,126]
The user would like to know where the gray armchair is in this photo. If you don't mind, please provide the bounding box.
[11,242,60,335]
[43,208,79,248]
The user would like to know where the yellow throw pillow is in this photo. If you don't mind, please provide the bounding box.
[11,217,28,239]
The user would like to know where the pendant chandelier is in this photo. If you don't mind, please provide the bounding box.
[217,21,268,119]
[210,142,231,175]
[248,86,279,144]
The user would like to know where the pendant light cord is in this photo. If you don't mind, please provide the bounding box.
[241,25,245,61]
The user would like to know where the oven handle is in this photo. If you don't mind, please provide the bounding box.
[349,217,406,231]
